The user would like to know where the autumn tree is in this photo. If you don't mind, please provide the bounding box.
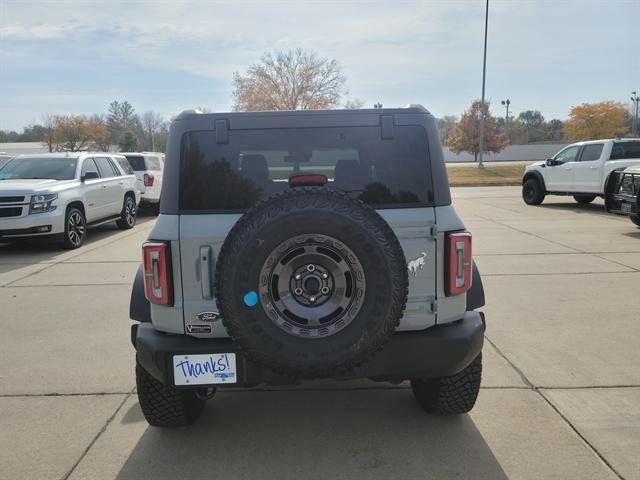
[56,115,97,152]
[564,101,629,141]
[447,100,508,163]
[232,49,358,111]
[41,114,62,152]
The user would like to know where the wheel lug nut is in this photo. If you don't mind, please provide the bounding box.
[309,296,316,303]
[294,288,303,296]
[295,274,301,280]
[321,287,330,295]
[306,264,315,272]
[322,273,328,279]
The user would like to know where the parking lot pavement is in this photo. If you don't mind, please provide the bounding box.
[1,189,638,480]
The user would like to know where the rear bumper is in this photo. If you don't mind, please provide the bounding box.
[132,311,485,388]
[139,197,160,205]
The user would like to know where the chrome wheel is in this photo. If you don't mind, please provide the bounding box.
[258,234,366,339]
[124,197,136,226]
[67,211,86,247]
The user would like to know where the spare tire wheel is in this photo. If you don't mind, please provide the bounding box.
[215,188,408,378]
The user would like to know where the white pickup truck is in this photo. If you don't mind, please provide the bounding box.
[522,139,640,205]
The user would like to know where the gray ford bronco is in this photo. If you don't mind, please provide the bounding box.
[130,106,486,427]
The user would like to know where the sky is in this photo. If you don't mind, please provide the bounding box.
[0,0,638,132]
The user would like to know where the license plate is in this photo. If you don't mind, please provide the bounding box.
[621,203,632,213]
[173,353,237,385]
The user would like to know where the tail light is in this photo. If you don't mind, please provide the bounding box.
[446,232,472,296]
[144,173,155,187]
[142,241,173,305]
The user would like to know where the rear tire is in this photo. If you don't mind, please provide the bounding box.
[411,353,482,415]
[116,195,137,229]
[573,195,596,204]
[630,214,640,227]
[522,179,545,205]
[136,362,206,427]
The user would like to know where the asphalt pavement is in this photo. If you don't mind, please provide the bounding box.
[1,188,638,480]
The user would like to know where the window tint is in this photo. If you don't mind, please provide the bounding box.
[107,158,122,176]
[81,158,99,177]
[579,144,603,162]
[125,155,146,171]
[0,157,78,181]
[179,125,432,212]
[94,157,116,178]
[115,157,134,175]
[610,141,640,160]
[555,146,580,163]
[145,156,162,170]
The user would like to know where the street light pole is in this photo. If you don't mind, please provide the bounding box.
[501,99,511,140]
[478,0,489,168]
[631,91,640,136]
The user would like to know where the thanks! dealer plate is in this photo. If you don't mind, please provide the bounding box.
[173,353,237,385]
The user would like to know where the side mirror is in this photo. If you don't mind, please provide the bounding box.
[546,158,558,167]
[82,171,99,181]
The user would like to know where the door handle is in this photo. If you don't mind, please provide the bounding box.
[118,181,124,185]
[589,166,598,169]
[101,185,107,188]
[563,167,572,170]
[199,246,213,299]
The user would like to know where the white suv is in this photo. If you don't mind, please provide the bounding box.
[123,153,164,214]
[0,152,140,249]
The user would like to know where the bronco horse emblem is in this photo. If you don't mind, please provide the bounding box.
[407,252,427,277]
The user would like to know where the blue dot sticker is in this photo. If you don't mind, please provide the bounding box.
[243,291,259,308]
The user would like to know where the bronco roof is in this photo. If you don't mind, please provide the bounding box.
[175,104,431,121]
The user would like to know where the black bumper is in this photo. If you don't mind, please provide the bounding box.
[607,194,638,216]
[132,311,485,388]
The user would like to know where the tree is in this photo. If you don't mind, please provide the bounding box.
[56,115,96,152]
[119,130,139,152]
[139,111,165,151]
[516,110,547,143]
[88,114,111,151]
[564,101,629,141]
[41,114,62,152]
[232,49,352,111]
[437,115,458,144]
[108,100,137,130]
[343,98,365,109]
[447,100,508,163]
[548,119,565,141]
[518,110,544,129]
[107,100,138,146]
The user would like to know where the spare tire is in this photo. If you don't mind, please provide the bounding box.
[215,188,408,379]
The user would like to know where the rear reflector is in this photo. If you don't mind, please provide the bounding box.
[144,173,155,187]
[446,232,472,296]
[289,174,328,187]
[142,241,173,305]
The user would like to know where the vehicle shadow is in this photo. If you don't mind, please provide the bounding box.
[536,201,614,217]
[0,217,153,278]
[115,389,508,480]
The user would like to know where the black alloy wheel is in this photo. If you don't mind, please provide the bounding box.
[117,195,137,229]
[62,207,87,249]
[258,234,366,339]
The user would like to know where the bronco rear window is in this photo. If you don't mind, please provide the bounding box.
[179,126,432,212]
